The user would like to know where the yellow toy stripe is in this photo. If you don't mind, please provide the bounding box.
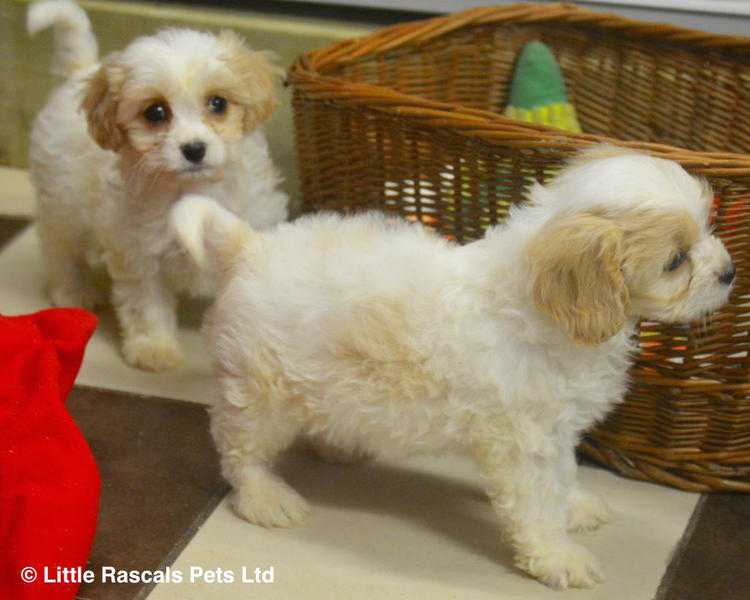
[504,102,582,133]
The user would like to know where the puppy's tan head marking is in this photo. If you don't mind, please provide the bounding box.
[616,209,701,315]
[200,92,244,143]
[81,53,127,151]
[79,29,280,182]
[217,30,280,133]
[528,212,629,346]
[618,209,698,273]
[527,201,730,344]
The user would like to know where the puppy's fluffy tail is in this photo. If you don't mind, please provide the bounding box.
[171,195,256,275]
[27,0,98,78]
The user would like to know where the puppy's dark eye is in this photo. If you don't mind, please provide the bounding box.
[208,95,227,114]
[143,102,170,124]
[666,251,688,272]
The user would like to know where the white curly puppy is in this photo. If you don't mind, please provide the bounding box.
[171,146,734,589]
[27,0,288,371]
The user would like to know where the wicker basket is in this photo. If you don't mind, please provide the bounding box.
[287,3,750,492]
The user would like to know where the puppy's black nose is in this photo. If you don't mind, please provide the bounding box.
[181,141,206,164]
[719,263,736,285]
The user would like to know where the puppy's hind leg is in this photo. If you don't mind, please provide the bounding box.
[37,215,104,309]
[211,374,309,528]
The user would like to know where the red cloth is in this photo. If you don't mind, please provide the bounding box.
[0,309,100,599]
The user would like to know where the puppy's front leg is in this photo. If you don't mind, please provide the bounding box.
[561,445,612,533]
[109,253,183,371]
[474,434,605,589]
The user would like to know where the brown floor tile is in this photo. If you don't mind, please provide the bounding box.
[656,493,750,600]
[67,387,228,600]
[0,216,28,248]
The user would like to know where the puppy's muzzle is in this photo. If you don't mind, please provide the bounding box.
[181,141,207,164]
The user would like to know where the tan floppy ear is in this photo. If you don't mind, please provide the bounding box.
[218,30,280,133]
[527,212,629,346]
[80,54,126,151]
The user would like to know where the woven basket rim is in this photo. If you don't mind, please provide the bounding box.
[287,2,750,176]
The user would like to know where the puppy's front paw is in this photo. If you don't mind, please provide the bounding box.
[568,488,612,532]
[518,542,605,589]
[232,480,310,528]
[122,334,184,372]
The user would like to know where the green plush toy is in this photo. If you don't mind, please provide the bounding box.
[504,41,581,133]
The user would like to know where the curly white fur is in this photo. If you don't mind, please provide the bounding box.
[173,149,733,588]
[28,0,288,371]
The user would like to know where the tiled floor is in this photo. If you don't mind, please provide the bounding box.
[69,387,228,600]
[2,165,748,600]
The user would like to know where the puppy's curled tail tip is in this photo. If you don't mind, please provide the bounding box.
[27,0,86,34]
[28,0,98,77]
[170,195,254,274]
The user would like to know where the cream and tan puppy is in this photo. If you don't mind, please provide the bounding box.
[27,0,288,371]
[171,146,734,589]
